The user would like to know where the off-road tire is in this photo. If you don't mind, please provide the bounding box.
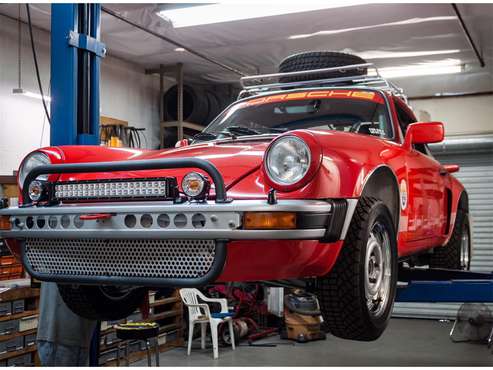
[430,206,471,270]
[315,197,397,341]
[58,284,148,320]
[278,51,367,83]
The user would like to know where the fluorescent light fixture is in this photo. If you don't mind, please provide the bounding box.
[378,59,464,79]
[12,88,52,102]
[157,2,367,28]
[359,49,461,60]
[174,47,186,52]
[288,16,456,39]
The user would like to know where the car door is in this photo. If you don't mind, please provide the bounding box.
[395,102,446,243]
[406,145,447,239]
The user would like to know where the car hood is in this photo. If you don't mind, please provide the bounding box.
[53,140,271,189]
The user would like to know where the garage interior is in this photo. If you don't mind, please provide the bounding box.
[0,2,492,367]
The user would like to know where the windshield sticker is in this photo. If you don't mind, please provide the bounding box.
[246,90,383,106]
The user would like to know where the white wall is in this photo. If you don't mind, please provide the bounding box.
[409,95,493,137]
[0,14,166,176]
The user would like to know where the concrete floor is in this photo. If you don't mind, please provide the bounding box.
[133,318,492,366]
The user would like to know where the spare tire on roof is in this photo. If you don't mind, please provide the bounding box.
[278,51,367,83]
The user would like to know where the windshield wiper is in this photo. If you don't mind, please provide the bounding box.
[223,126,261,136]
[192,132,218,141]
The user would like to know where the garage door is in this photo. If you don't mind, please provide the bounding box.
[393,138,493,319]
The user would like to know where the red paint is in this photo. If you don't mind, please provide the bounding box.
[79,213,113,221]
[218,240,344,282]
[11,89,466,281]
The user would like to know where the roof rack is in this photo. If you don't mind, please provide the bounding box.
[239,63,407,102]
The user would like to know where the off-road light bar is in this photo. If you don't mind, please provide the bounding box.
[54,180,170,200]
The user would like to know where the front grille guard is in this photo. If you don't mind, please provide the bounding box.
[21,157,230,287]
[22,157,230,205]
[21,239,228,288]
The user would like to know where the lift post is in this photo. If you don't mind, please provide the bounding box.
[50,3,106,146]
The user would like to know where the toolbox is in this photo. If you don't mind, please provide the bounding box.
[0,302,11,316]
[19,315,38,332]
[7,353,32,366]
[0,319,19,335]
[24,332,36,347]
[12,299,25,314]
[0,335,23,354]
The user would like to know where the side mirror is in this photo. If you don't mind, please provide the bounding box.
[404,121,444,149]
[175,139,189,148]
[443,164,460,174]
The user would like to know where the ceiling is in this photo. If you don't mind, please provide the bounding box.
[1,3,492,97]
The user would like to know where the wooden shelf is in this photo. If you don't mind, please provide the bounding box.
[0,328,36,343]
[150,296,179,307]
[0,344,36,361]
[0,285,39,303]
[0,309,38,323]
[149,309,181,321]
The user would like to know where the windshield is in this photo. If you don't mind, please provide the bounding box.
[199,89,393,141]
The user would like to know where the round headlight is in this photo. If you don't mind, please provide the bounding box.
[182,172,209,199]
[18,152,51,188]
[265,136,311,186]
[28,180,45,202]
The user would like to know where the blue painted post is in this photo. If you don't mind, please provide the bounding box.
[88,3,101,145]
[77,4,102,145]
[50,4,78,146]
[50,3,103,146]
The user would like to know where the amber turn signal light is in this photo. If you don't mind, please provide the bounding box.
[243,212,296,230]
[0,216,11,230]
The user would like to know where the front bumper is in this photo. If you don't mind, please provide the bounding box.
[0,199,355,287]
[1,199,342,240]
[3,157,357,287]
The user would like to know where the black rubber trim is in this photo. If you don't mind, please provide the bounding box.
[22,158,229,205]
[321,199,347,243]
[21,239,228,288]
[297,212,330,229]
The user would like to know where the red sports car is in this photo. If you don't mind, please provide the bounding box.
[0,52,471,341]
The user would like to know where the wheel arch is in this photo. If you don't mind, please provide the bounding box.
[359,165,400,232]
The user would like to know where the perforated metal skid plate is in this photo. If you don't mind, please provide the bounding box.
[22,238,227,287]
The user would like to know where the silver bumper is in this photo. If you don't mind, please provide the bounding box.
[0,199,356,241]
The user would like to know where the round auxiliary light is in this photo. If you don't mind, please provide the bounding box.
[28,180,44,202]
[265,136,311,187]
[181,172,209,199]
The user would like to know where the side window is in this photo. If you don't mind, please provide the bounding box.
[395,102,428,155]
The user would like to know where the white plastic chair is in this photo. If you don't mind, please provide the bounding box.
[179,288,235,359]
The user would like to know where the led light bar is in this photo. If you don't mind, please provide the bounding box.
[55,179,172,200]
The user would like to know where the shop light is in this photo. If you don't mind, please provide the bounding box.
[12,88,52,102]
[378,59,464,79]
[157,2,367,28]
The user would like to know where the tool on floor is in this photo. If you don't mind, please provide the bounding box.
[280,289,326,343]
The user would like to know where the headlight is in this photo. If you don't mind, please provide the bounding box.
[181,172,209,199]
[265,136,311,186]
[28,180,45,202]
[18,152,51,188]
